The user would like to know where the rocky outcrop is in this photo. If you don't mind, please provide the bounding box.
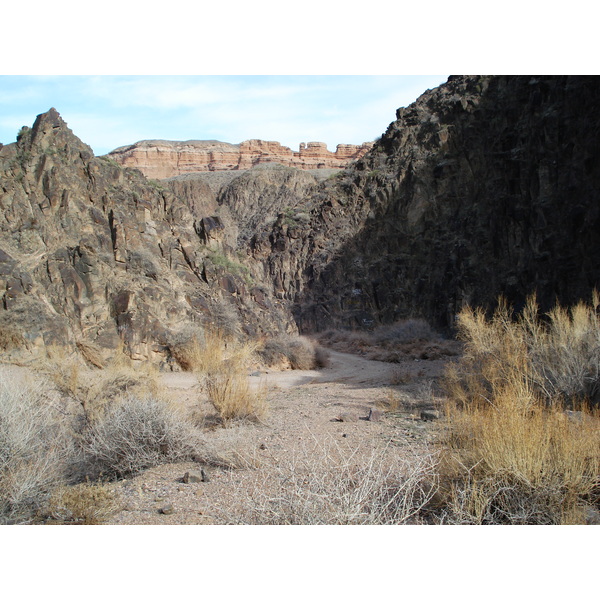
[107,139,373,179]
[0,109,296,365]
[260,76,600,332]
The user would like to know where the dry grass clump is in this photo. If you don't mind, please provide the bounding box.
[206,365,268,423]
[170,328,267,423]
[372,318,437,344]
[0,373,74,523]
[170,329,257,374]
[449,293,600,407]
[41,482,118,524]
[240,439,439,525]
[438,295,600,524]
[81,362,164,425]
[81,395,207,480]
[40,344,165,425]
[43,345,82,399]
[258,334,328,370]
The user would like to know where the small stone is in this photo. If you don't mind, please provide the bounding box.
[338,412,358,422]
[367,408,382,422]
[342,433,348,438]
[259,443,267,450]
[160,504,175,515]
[421,410,440,421]
[201,468,210,482]
[183,470,204,483]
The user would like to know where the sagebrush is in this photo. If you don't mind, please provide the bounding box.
[0,373,74,523]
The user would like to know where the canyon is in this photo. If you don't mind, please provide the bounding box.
[1,75,599,366]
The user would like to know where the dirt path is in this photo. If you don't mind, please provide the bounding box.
[105,350,448,525]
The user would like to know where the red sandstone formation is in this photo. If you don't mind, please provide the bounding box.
[107,139,374,179]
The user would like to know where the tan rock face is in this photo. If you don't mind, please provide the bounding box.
[108,139,373,179]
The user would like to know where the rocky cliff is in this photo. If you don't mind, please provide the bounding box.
[2,76,599,365]
[0,109,298,365]
[260,76,600,332]
[108,139,374,179]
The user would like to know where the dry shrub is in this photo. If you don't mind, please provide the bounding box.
[81,362,164,424]
[438,295,600,524]
[43,345,82,399]
[42,482,117,524]
[239,439,439,524]
[317,319,454,363]
[170,329,257,374]
[0,326,25,352]
[450,293,600,407]
[81,395,207,479]
[377,389,405,413]
[172,328,266,424]
[314,345,331,368]
[206,364,268,423]
[0,373,74,523]
[258,334,323,370]
[372,318,437,344]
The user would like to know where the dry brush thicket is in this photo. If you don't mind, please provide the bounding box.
[228,439,439,525]
[0,328,329,523]
[436,295,600,524]
[317,318,460,362]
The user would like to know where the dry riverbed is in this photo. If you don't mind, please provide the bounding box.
[105,350,449,525]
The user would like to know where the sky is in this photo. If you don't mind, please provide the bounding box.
[0,75,447,156]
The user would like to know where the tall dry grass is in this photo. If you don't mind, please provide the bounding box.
[171,329,267,423]
[439,295,600,524]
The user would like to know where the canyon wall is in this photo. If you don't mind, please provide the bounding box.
[257,76,600,332]
[2,76,600,365]
[107,139,374,179]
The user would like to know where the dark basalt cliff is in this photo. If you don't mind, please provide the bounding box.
[1,76,599,364]
[261,75,600,331]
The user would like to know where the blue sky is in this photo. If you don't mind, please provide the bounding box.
[0,76,447,156]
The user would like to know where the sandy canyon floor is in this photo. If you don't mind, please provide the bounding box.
[102,350,448,525]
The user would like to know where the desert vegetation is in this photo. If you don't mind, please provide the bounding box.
[239,440,438,525]
[2,296,600,525]
[0,328,275,523]
[435,295,600,524]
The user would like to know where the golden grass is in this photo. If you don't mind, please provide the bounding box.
[439,295,600,524]
[40,344,165,424]
[171,328,267,423]
[206,364,268,423]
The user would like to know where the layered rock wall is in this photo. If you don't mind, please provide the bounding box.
[108,139,373,179]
